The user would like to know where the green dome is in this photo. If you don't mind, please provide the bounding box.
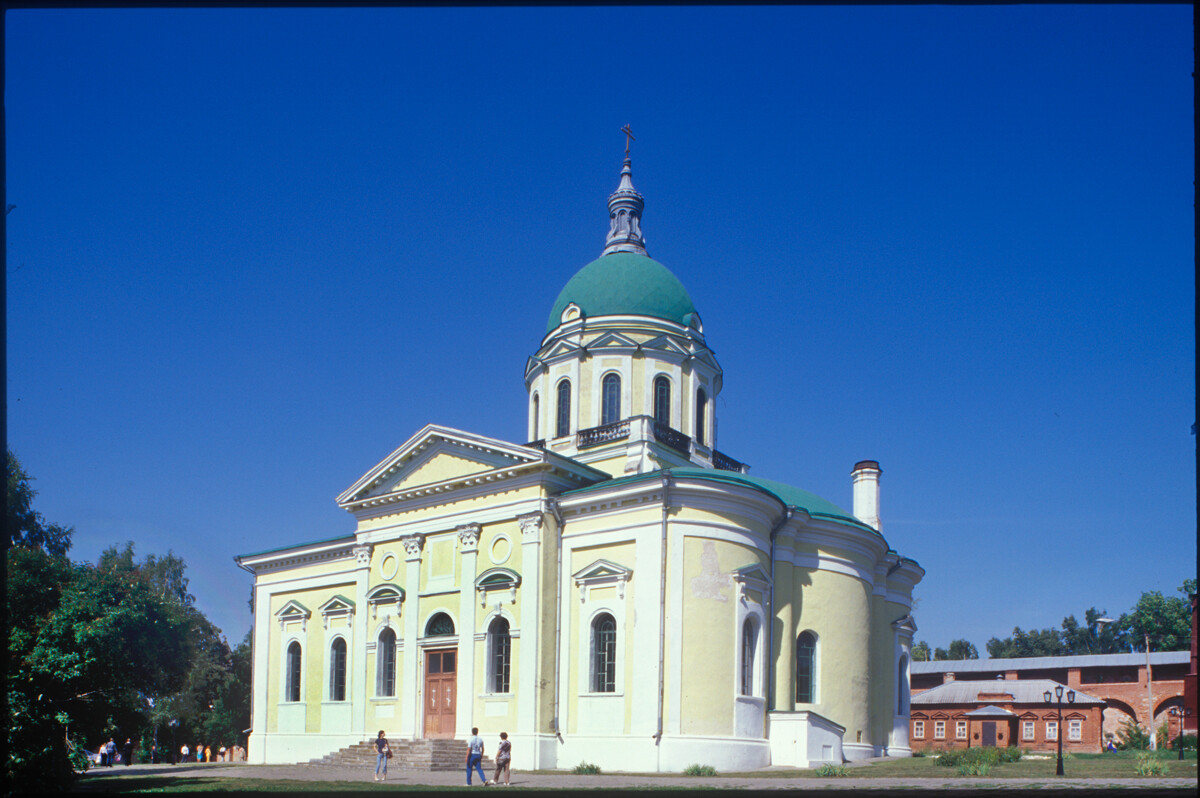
[546,252,697,334]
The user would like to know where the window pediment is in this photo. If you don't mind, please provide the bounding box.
[573,559,632,602]
[276,600,312,631]
[731,564,771,604]
[319,595,355,628]
[476,567,521,607]
[367,584,405,619]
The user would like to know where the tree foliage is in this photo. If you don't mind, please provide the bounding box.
[933,639,979,661]
[7,450,73,556]
[5,453,250,791]
[911,640,931,662]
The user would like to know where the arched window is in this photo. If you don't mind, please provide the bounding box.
[601,373,621,425]
[285,641,302,702]
[425,612,455,637]
[591,613,617,693]
[329,638,347,702]
[695,388,707,446]
[653,376,671,426]
[897,654,909,714]
[556,380,572,438]
[741,616,759,696]
[796,631,817,704]
[377,628,397,697]
[531,394,539,441]
[488,617,512,693]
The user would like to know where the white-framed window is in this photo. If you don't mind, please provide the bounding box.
[796,631,818,704]
[1023,720,1036,740]
[956,720,968,740]
[740,616,759,696]
[1046,721,1058,741]
[694,387,707,445]
[653,375,671,426]
[556,379,572,438]
[328,637,348,702]
[531,393,539,441]
[601,373,621,426]
[591,613,617,693]
[1068,719,1082,740]
[913,720,925,739]
[487,616,512,694]
[285,640,302,702]
[376,628,397,697]
[934,720,945,739]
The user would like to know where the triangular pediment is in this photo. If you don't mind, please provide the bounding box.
[276,600,311,620]
[319,595,355,614]
[732,564,772,586]
[691,348,720,370]
[587,330,639,350]
[337,425,546,506]
[573,559,632,582]
[543,339,583,360]
[641,335,690,356]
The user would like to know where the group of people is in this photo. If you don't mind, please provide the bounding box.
[96,738,133,767]
[372,727,513,786]
[179,743,243,763]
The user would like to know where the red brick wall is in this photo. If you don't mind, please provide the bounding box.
[910,703,1103,753]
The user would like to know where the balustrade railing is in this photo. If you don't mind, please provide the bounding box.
[712,449,748,473]
[652,422,692,455]
[576,419,631,448]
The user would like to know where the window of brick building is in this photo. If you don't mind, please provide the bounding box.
[1046,721,1058,741]
[934,720,945,739]
[1023,720,1035,740]
[1068,719,1082,740]
[913,720,925,739]
[956,720,967,740]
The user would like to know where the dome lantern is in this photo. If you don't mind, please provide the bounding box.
[602,126,648,257]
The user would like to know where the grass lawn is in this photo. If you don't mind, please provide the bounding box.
[716,750,1198,780]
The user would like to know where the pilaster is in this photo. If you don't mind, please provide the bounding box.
[400,534,424,739]
[351,544,372,740]
[517,512,543,743]
[457,523,481,736]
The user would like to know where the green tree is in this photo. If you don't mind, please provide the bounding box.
[7,450,73,556]
[986,626,1068,658]
[1120,580,1195,652]
[911,641,931,662]
[946,639,979,660]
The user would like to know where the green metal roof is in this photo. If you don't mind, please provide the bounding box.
[561,466,878,536]
[546,252,697,334]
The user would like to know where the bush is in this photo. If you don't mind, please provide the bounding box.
[683,763,717,776]
[1133,750,1168,776]
[997,746,1023,763]
[956,761,991,776]
[1155,722,1170,751]
[1115,717,1150,750]
[1172,733,1197,751]
[814,763,849,777]
[935,746,1020,768]
[911,750,926,757]
[573,761,602,775]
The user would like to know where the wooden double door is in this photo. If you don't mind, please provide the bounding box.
[423,649,457,738]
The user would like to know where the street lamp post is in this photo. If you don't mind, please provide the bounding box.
[1044,684,1076,776]
[1169,707,1185,759]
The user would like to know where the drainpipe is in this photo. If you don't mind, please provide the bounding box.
[549,498,565,744]
[653,473,672,764]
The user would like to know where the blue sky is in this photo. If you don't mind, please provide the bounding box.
[6,6,1194,651]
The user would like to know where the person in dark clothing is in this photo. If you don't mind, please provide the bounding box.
[123,738,134,766]
[374,730,390,781]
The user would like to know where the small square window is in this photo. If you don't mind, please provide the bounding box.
[1046,721,1058,741]
[956,721,968,740]
[934,720,945,739]
[1022,721,1035,740]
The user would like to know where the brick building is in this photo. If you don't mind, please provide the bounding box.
[910,678,1105,753]
[912,651,1189,741]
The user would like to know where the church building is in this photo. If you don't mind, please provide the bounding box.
[236,145,925,772]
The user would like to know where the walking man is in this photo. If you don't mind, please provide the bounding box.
[465,727,486,785]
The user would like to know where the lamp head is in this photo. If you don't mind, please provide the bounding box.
[1067,690,1076,703]
[1055,684,1064,699]
[1044,690,1052,703]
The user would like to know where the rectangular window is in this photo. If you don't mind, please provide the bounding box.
[956,721,968,740]
[1046,721,1058,741]
[934,720,945,739]
[1068,719,1082,740]
[1023,721,1035,741]
[913,721,925,739]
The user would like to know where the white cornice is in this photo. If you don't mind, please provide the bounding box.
[237,538,358,575]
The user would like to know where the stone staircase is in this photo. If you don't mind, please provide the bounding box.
[313,738,494,773]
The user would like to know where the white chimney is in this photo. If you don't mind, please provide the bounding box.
[851,460,882,531]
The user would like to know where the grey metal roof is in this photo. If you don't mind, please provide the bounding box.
[965,705,1016,717]
[912,679,1105,706]
[910,651,1187,673]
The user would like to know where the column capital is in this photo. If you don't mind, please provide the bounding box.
[517,512,543,542]
[401,534,425,561]
[457,523,481,552]
[352,544,373,568]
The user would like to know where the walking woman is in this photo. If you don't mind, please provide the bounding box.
[374,730,390,781]
[490,732,512,786]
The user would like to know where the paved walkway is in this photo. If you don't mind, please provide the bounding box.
[76,762,1196,791]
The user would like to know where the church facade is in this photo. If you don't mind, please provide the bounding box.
[236,150,924,772]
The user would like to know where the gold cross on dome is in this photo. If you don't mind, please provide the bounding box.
[621,124,635,155]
